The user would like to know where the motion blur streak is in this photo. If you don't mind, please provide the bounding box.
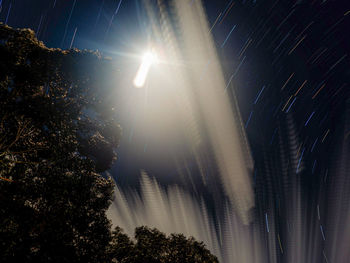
[108,172,262,263]
[172,0,254,224]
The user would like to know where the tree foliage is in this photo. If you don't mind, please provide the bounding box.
[0,23,120,262]
[0,24,218,263]
[108,226,219,263]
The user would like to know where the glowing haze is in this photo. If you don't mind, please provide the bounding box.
[110,0,255,259]
[109,1,350,262]
[110,0,255,260]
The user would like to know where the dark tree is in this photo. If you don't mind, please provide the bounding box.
[108,226,219,263]
[0,23,121,262]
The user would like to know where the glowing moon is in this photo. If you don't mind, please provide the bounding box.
[133,51,158,88]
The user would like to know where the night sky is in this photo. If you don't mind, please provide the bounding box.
[2,0,350,261]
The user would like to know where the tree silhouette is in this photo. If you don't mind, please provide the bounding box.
[0,23,120,262]
[108,226,218,263]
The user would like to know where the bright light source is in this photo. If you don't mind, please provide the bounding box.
[133,51,158,88]
[143,51,158,65]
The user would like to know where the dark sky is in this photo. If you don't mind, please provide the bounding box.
[2,0,350,187]
[1,0,349,182]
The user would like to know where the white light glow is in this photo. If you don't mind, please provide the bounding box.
[133,51,158,88]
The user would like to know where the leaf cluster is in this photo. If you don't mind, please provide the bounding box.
[107,226,219,263]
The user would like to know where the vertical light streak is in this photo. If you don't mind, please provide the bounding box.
[69,27,77,49]
[133,52,157,88]
[60,0,76,48]
[5,2,11,24]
